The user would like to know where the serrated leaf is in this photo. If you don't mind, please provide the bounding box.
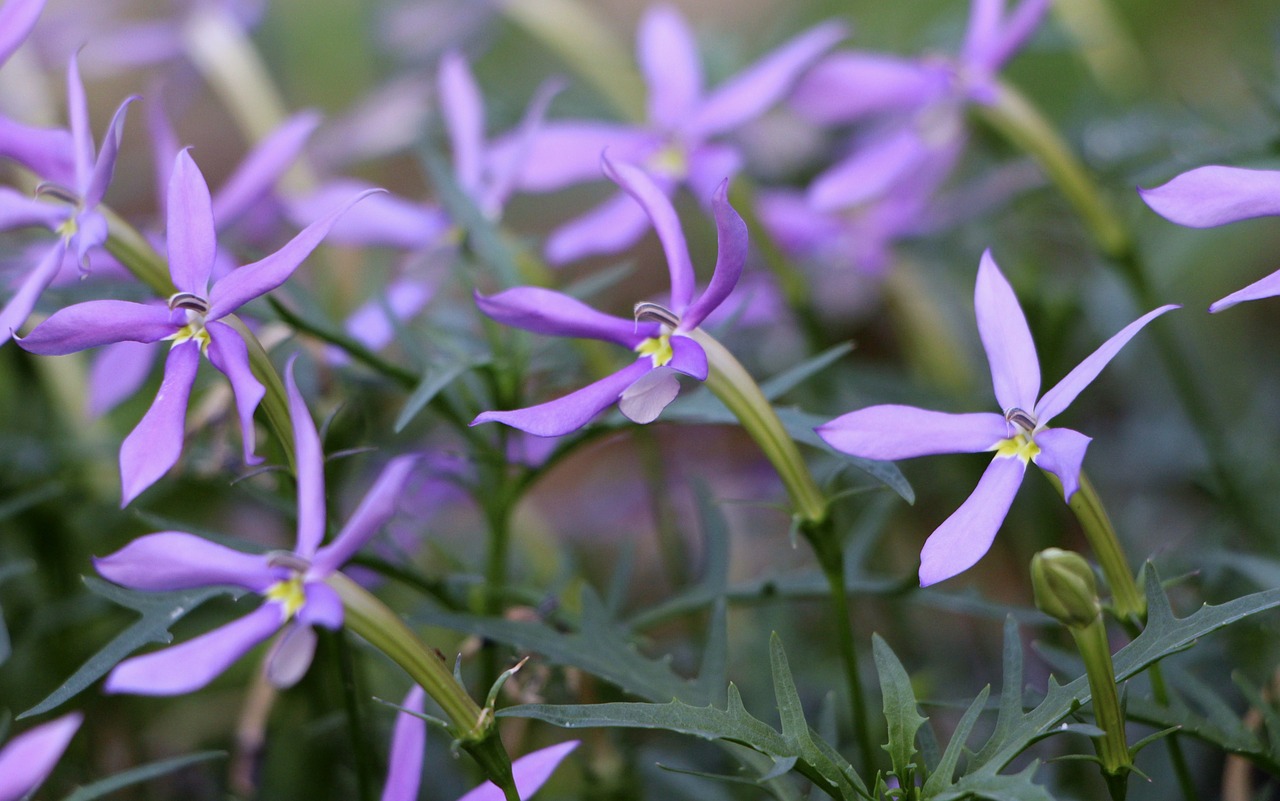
[770,633,810,744]
[872,635,927,782]
[931,761,1052,801]
[59,750,225,801]
[21,579,243,718]
[922,686,989,797]
[395,355,488,432]
[1234,672,1280,757]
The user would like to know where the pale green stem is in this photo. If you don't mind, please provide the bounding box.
[101,206,175,297]
[1071,617,1132,798]
[327,572,521,801]
[686,327,827,525]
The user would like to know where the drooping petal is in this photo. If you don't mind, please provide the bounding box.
[472,359,652,437]
[497,122,658,193]
[206,321,266,466]
[638,4,703,131]
[208,188,380,318]
[0,243,65,344]
[265,621,317,688]
[104,603,280,695]
[87,340,155,416]
[667,334,707,380]
[83,96,134,209]
[474,286,649,347]
[439,50,485,196]
[312,455,417,575]
[1211,268,1280,313]
[1034,304,1178,425]
[94,531,277,592]
[0,117,74,184]
[807,127,930,212]
[544,190,655,266]
[816,405,1009,460]
[285,358,325,560]
[118,341,200,507]
[72,208,108,263]
[601,155,694,310]
[18,298,173,355]
[918,454,1026,586]
[790,53,948,124]
[1139,166,1280,228]
[975,249,1039,412]
[0,187,69,231]
[0,712,81,801]
[456,741,580,801]
[618,365,679,424]
[1031,427,1091,501]
[687,19,846,139]
[0,0,44,70]
[213,110,321,228]
[297,582,343,629]
[680,180,746,330]
[381,686,426,801]
[166,149,217,297]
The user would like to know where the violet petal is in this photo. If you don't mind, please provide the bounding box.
[87,340,155,416]
[816,405,1008,460]
[206,321,266,466]
[0,711,81,801]
[918,454,1026,586]
[1032,427,1091,501]
[118,341,199,506]
[0,117,74,185]
[601,155,693,309]
[681,180,746,330]
[1211,267,1280,313]
[472,359,652,437]
[0,0,43,70]
[790,53,947,124]
[285,358,325,560]
[166,149,217,297]
[18,298,173,355]
[381,686,426,801]
[265,620,316,688]
[94,531,277,592]
[618,365,678,424]
[0,243,65,344]
[83,96,134,209]
[974,249,1039,413]
[638,4,703,131]
[474,286,649,348]
[213,110,321,228]
[544,189,654,266]
[497,122,656,193]
[1139,165,1280,228]
[456,741,580,801]
[312,455,417,575]
[667,334,707,380]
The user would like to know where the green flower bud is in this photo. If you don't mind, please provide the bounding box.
[1032,548,1102,628]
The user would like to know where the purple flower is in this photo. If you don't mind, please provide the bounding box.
[472,155,746,436]
[501,4,843,264]
[1139,165,1280,312]
[0,53,131,345]
[0,712,81,801]
[20,149,375,505]
[816,251,1177,586]
[94,361,416,696]
[0,0,42,69]
[382,686,577,801]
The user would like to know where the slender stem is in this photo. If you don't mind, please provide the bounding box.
[1071,618,1131,798]
[1059,472,1145,624]
[334,629,375,801]
[1147,662,1199,801]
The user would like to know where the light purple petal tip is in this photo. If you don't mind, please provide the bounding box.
[975,249,1040,413]
[265,621,317,688]
[474,286,648,347]
[918,455,1026,586]
[0,117,74,184]
[297,583,343,630]
[83,96,135,209]
[381,686,427,801]
[0,0,44,70]
[0,711,80,801]
[206,321,266,466]
[286,358,325,560]
[166,149,217,297]
[457,741,580,801]
[87,340,155,416]
[440,50,485,197]
[119,342,200,506]
[638,4,703,130]
[681,180,746,330]
[313,454,417,575]
[498,122,656,194]
[18,298,173,356]
[213,110,322,228]
[667,334,707,380]
[1032,427,1091,501]
[1139,166,1280,229]
[601,155,693,309]
[817,405,1009,460]
[472,359,651,437]
[618,366,678,424]
[790,53,946,124]
[95,532,276,592]
[544,189,654,266]
[0,243,66,345]
[1211,268,1280,313]
[807,127,930,213]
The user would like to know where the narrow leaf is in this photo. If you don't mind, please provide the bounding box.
[922,686,989,797]
[59,751,225,801]
[395,356,487,432]
[759,343,854,400]
[872,634,927,781]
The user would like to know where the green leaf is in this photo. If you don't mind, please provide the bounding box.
[0,483,63,522]
[395,355,489,432]
[21,579,243,718]
[758,343,854,400]
[921,686,989,797]
[59,751,225,801]
[930,761,1053,801]
[0,560,33,667]
[872,635,928,782]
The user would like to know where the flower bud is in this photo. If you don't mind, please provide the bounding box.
[1031,548,1101,628]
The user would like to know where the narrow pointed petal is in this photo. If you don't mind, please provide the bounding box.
[119,342,199,506]
[381,686,426,801]
[0,712,81,801]
[0,0,44,70]
[285,359,325,560]
[297,583,343,629]
[18,298,172,355]
[0,187,68,232]
[1211,268,1280,312]
[0,243,65,344]
[545,190,654,266]
[918,455,1026,586]
[166,149,217,296]
[975,249,1040,412]
[0,117,74,183]
[213,111,321,228]
[962,0,1003,69]
[87,340,155,416]
[265,621,316,688]
[206,321,265,466]
[790,54,947,124]
[474,286,649,347]
[66,53,93,191]
[208,189,380,318]
[681,180,746,329]
[483,77,565,213]
[287,182,448,251]
[1139,166,1280,228]
[985,0,1051,72]
[807,128,929,212]
[684,143,742,207]
[439,50,485,196]
[688,20,846,139]
[817,405,1008,460]
[94,531,276,592]
[618,365,679,424]
[638,4,703,130]
[83,97,134,208]
[1031,427,1091,501]
[472,359,652,437]
[146,91,180,209]
[1034,304,1178,424]
[313,455,417,575]
[602,155,694,309]
[104,603,280,695]
[457,741,580,801]
[496,122,656,193]
[667,334,707,380]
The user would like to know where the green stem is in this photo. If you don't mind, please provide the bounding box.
[102,207,175,296]
[1147,663,1198,801]
[1071,617,1131,798]
[222,314,296,472]
[333,628,375,801]
[1059,472,1145,624]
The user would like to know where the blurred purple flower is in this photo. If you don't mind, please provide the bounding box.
[1140,165,1280,312]
[383,685,577,801]
[0,0,43,69]
[0,53,131,345]
[501,4,843,264]
[95,361,416,696]
[0,712,81,801]
[20,150,374,505]
[472,156,746,436]
[816,250,1176,586]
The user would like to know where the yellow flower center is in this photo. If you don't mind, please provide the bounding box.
[993,432,1041,464]
[635,333,674,367]
[57,215,78,241]
[166,320,211,353]
[647,143,688,179]
[265,576,307,621]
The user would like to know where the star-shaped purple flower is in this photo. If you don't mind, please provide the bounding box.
[1139,165,1280,312]
[20,149,375,505]
[383,685,577,801]
[94,360,417,696]
[0,712,81,801]
[472,154,746,436]
[500,4,843,264]
[816,251,1177,586]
